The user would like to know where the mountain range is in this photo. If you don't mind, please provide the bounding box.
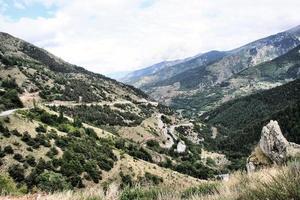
[122,25,300,116]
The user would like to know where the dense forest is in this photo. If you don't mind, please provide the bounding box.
[201,79,300,169]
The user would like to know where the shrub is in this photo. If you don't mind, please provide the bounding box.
[181,182,220,199]
[144,172,163,185]
[120,172,133,188]
[120,187,162,200]
[11,129,21,137]
[206,157,217,167]
[127,145,152,162]
[68,175,84,188]
[35,124,47,133]
[13,153,24,162]
[4,117,10,123]
[37,171,71,192]
[0,122,11,137]
[0,174,19,195]
[146,140,160,148]
[4,145,14,154]
[84,160,102,183]
[161,115,171,124]
[8,164,25,182]
[25,155,36,167]
[46,147,59,158]
[0,149,5,158]
[0,89,23,110]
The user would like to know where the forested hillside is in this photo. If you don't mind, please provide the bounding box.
[0,32,229,195]
[201,79,300,168]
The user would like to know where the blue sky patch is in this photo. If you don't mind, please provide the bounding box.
[1,0,57,20]
[140,0,155,9]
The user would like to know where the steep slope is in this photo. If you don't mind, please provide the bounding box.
[125,25,300,109]
[172,44,300,116]
[121,59,186,87]
[0,32,227,195]
[123,51,227,89]
[0,32,149,106]
[200,79,300,168]
[157,25,300,90]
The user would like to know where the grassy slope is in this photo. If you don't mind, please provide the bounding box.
[30,161,300,200]
[0,109,202,195]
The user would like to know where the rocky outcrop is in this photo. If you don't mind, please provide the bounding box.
[176,140,186,153]
[247,120,300,172]
[259,120,290,164]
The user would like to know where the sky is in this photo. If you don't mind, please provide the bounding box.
[0,0,299,76]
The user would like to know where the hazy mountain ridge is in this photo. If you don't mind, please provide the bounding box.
[121,59,185,85]
[171,43,300,116]
[122,51,226,89]
[124,25,300,116]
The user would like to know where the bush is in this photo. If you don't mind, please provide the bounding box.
[120,187,163,200]
[13,153,24,162]
[35,124,47,133]
[181,182,220,199]
[146,140,160,148]
[4,145,14,154]
[144,172,163,185]
[25,155,36,167]
[68,175,84,188]
[8,164,25,182]
[161,115,171,124]
[0,89,23,110]
[0,174,20,195]
[37,171,71,192]
[84,160,102,183]
[11,129,21,137]
[46,147,59,158]
[120,172,133,188]
[127,145,152,162]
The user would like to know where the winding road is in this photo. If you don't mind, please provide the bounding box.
[157,114,190,151]
[0,109,18,117]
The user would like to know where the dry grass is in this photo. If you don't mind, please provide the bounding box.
[2,162,299,200]
[40,186,105,200]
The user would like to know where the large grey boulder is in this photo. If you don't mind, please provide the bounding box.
[259,120,290,164]
[247,120,300,172]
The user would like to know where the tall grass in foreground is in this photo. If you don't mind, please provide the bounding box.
[40,186,105,200]
[188,161,300,200]
[237,162,300,200]
[2,162,300,200]
[118,161,300,200]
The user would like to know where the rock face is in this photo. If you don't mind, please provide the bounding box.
[176,140,186,153]
[247,120,300,172]
[259,120,290,164]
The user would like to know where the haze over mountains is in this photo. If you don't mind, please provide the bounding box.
[122,25,300,116]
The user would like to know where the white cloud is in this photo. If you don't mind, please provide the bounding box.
[0,0,299,74]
